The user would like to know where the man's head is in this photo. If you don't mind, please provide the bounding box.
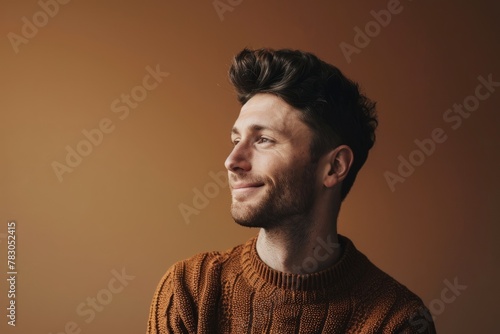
[224,93,318,230]
[225,48,378,228]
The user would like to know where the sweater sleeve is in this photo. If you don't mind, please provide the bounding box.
[147,262,196,334]
[147,252,223,334]
[390,302,437,334]
[401,308,437,333]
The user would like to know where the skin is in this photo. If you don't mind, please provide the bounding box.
[224,93,354,274]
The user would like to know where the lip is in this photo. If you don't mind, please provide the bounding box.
[230,183,264,190]
[230,183,264,199]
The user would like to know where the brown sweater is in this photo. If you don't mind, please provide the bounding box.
[147,235,436,333]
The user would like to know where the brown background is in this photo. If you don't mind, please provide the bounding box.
[1,0,499,333]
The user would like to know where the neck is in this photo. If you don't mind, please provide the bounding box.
[255,204,342,274]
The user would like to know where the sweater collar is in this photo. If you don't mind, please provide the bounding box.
[241,234,369,292]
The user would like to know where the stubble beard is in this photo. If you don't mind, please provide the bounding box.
[230,162,317,231]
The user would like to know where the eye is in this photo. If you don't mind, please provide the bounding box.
[257,137,272,144]
[232,138,240,146]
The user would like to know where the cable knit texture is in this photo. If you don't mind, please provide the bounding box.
[147,235,436,333]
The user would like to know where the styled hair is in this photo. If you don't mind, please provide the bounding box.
[228,48,378,200]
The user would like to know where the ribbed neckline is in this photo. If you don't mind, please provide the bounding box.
[240,234,369,292]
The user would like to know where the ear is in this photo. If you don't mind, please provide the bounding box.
[321,145,354,188]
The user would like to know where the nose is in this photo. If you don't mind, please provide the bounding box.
[224,142,251,173]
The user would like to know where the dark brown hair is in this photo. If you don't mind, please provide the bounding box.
[229,48,378,200]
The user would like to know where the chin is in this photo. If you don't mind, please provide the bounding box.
[231,202,264,228]
[231,204,254,225]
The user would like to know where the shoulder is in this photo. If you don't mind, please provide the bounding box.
[147,241,248,333]
[155,240,248,299]
[339,235,424,305]
[168,240,246,275]
[347,242,435,333]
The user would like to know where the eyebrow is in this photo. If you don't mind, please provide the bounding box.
[231,124,281,135]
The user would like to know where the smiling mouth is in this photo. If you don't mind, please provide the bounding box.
[231,183,264,190]
[230,183,265,197]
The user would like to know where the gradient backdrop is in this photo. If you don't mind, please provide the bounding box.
[1,0,499,333]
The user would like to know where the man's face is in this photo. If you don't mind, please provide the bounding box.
[224,93,319,230]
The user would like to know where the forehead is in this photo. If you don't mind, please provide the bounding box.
[232,94,306,135]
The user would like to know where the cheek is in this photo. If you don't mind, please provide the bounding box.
[251,155,287,184]
[253,147,310,177]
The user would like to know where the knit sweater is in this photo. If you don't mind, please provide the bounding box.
[147,235,436,333]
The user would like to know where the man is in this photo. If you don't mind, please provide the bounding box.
[147,48,436,333]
